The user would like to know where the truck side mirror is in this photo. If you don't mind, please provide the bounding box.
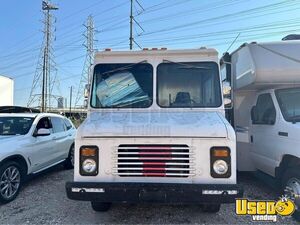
[223,81,232,108]
[84,99,88,109]
[221,52,232,83]
[84,84,90,98]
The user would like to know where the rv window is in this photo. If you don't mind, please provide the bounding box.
[157,62,222,108]
[252,94,276,125]
[91,63,153,108]
[275,88,300,123]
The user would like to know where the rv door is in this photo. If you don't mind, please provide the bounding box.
[250,93,278,176]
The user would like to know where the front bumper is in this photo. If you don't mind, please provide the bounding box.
[66,182,243,203]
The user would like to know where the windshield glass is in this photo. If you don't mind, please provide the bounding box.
[275,88,300,123]
[0,117,34,135]
[157,62,222,108]
[91,63,153,108]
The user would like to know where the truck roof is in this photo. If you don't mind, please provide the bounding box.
[94,48,218,64]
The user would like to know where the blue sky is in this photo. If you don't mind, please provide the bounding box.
[0,0,299,107]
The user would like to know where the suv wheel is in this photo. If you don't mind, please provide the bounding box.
[91,202,111,212]
[64,145,74,169]
[0,161,23,204]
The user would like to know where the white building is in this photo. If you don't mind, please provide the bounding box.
[0,75,14,106]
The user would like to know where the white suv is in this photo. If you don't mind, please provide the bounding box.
[0,113,76,203]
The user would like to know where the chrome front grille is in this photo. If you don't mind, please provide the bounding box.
[115,144,194,177]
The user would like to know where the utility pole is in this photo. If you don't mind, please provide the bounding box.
[75,15,96,107]
[42,1,58,112]
[69,86,72,116]
[129,0,144,50]
[28,0,58,112]
[129,0,133,50]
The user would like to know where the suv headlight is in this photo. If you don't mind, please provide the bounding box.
[80,146,99,176]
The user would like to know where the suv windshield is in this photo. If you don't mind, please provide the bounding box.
[91,63,153,108]
[157,62,222,108]
[0,117,34,135]
[276,88,300,123]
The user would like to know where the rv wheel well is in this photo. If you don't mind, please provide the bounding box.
[276,155,300,179]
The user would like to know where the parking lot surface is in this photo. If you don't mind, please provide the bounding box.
[0,166,297,224]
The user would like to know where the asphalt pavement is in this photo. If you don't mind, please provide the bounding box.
[0,166,297,224]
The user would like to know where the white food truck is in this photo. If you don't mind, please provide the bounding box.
[220,41,300,216]
[66,48,243,212]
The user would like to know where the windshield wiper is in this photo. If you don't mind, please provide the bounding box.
[100,60,148,76]
[162,59,210,70]
[288,115,300,123]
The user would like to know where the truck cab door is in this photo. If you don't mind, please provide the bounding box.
[250,93,278,176]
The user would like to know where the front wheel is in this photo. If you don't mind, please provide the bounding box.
[91,202,111,212]
[64,145,74,169]
[282,169,300,221]
[0,161,23,204]
[201,204,221,213]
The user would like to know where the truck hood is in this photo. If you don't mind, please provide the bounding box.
[78,111,229,138]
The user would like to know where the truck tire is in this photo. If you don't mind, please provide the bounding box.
[64,145,74,170]
[201,204,221,213]
[0,161,23,204]
[281,169,300,222]
[91,202,111,212]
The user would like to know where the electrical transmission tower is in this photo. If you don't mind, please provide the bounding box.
[129,0,144,50]
[74,15,96,107]
[27,0,58,112]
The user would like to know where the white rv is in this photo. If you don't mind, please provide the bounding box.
[0,75,14,106]
[66,48,242,212]
[221,41,300,216]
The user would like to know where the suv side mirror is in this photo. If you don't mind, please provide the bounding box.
[35,128,51,137]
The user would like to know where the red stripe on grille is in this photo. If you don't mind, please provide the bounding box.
[138,146,171,150]
[140,157,172,160]
[139,152,172,155]
[143,162,166,166]
[143,167,166,171]
[143,172,166,177]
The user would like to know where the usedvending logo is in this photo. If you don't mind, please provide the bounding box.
[235,196,295,222]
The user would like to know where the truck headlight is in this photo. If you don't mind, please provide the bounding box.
[82,159,97,173]
[213,160,228,175]
[80,146,98,176]
[210,147,231,178]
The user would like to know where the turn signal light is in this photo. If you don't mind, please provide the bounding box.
[212,149,229,157]
[81,147,97,157]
